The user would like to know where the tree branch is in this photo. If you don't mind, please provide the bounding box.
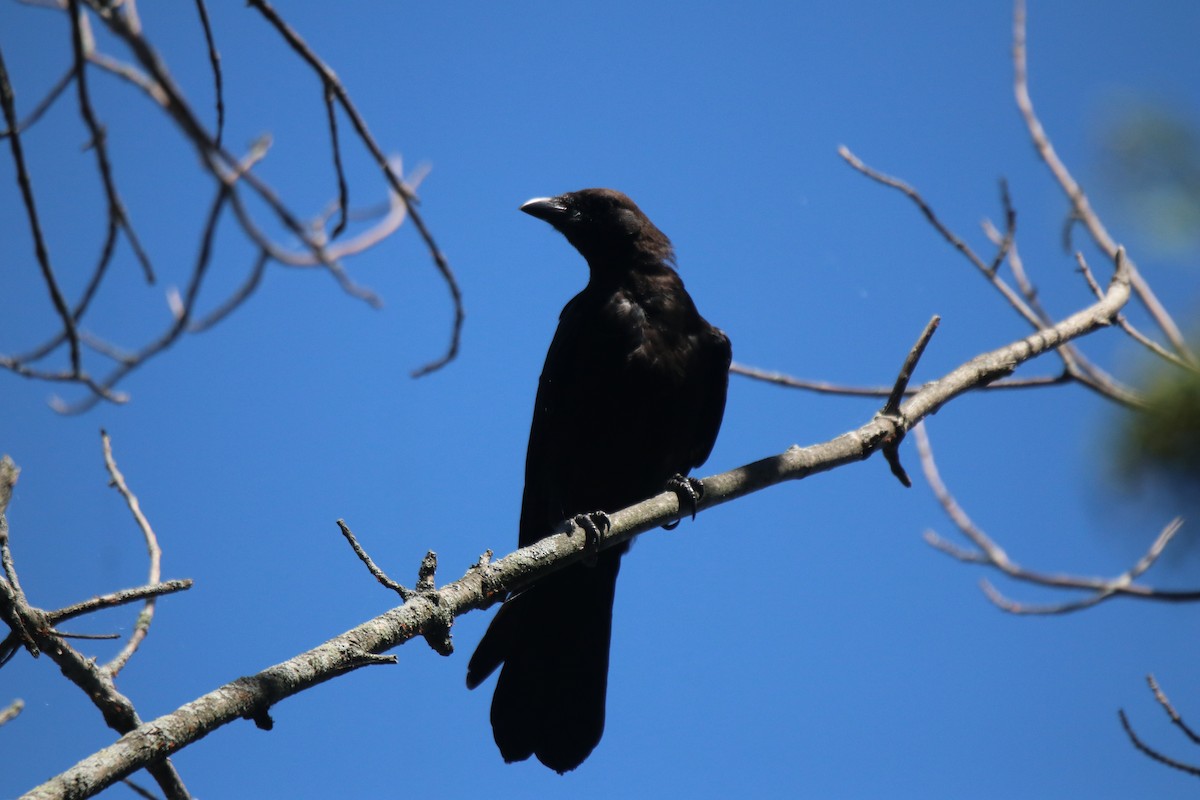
[1011,0,1196,367]
[1,439,193,799]
[2,1,453,408]
[916,421,1196,613]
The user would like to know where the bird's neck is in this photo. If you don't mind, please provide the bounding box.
[585,255,675,289]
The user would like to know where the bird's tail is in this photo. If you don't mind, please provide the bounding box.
[467,552,622,773]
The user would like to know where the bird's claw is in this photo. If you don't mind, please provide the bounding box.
[572,511,610,566]
[663,474,704,530]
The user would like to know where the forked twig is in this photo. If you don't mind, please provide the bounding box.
[917,422,1195,613]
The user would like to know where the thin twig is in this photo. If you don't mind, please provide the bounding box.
[982,218,1050,326]
[1013,0,1196,367]
[985,179,1016,274]
[50,579,193,626]
[50,630,121,641]
[69,2,155,284]
[324,83,349,239]
[1148,674,1200,745]
[1073,253,1199,373]
[1119,709,1200,778]
[884,315,940,415]
[916,421,1196,613]
[51,185,231,414]
[99,429,163,677]
[842,145,1143,408]
[247,0,464,377]
[336,519,413,600]
[188,251,269,333]
[0,458,38,663]
[0,43,82,374]
[982,222,1147,399]
[839,145,1045,330]
[6,1,438,408]
[0,457,23,592]
[87,0,386,307]
[878,315,941,487]
[120,777,162,800]
[0,65,73,138]
[192,0,223,148]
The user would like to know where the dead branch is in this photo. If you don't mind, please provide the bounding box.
[1012,0,1196,368]
[1120,676,1200,778]
[837,146,1142,409]
[730,361,1070,396]
[98,430,161,677]
[1,0,459,411]
[916,421,1196,614]
[0,438,194,800]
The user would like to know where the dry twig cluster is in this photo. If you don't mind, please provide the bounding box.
[1,0,462,415]
[730,0,1200,772]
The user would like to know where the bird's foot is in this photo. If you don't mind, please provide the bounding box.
[663,474,704,530]
[572,511,610,566]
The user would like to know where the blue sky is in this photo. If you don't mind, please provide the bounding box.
[3,2,1200,797]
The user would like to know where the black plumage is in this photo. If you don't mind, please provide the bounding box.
[466,188,731,773]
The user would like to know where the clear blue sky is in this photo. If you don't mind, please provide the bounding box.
[3,2,1200,797]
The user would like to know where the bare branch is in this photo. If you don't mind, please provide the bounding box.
[191,0,223,148]
[1073,253,1200,374]
[1149,674,1200,746]
[49,630,121,641]
[916,422,1196,613]
[878,314,941,487]
[0,65,72,138]
[0,457,37,662]
[3,1,448,407]
[186,251,268,334]
[118,778,160,800]
[246,0,464,377]
[0,449,192,799]
[1118,675,1200,776]
[985,179,1016,274]
[0,43,82,375]
[336,519,413,600]
[841,147,1143,409]
[68,1,155,284]
[49,580,193,627]
[98,431,163,677]
[982,218,1049,326]
[731,361,1070,396]
[839,145,1046,330]
[324,83,349,239]
[1012,0,1196,367]
[884,315,939,416]
[1119,709,1200,778]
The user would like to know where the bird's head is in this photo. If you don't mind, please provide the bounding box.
[520,188,674,271]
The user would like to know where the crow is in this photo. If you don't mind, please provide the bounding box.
[466,188,731,773]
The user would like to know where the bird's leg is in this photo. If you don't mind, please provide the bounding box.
[571,511,610,567]
[663,474,704,530]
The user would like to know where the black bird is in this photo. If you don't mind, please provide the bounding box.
[466,189,731,773]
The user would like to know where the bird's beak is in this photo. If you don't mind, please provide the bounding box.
[520,196,569,222]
